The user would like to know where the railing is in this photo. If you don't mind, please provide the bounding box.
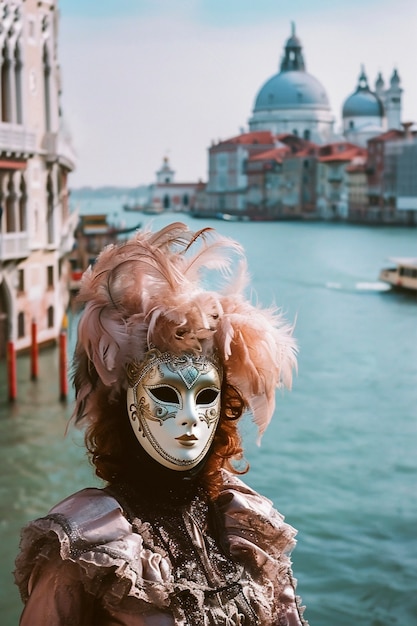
[0,232,30,261]
[0,122,36,155]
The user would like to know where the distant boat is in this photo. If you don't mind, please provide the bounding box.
[69,214,141,296]
[123,203,143,212]
[215,212,250,222]
[379,257,417,292]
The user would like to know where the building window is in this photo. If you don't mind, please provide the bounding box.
[183,194,189,206]
[47,306,54,328]
[47,265,54,288]
[15,43,23,124]
[47,174,54,243]
[43,45,51,131]
[5,176,16,233]
[18,312,25,338]
[163,194,170,209]
[303,129,311,140]
[19,176,27,231]
[18,269,25,292]
[349,120,354,129]
[292,129,298,136]
[1,43,11,122]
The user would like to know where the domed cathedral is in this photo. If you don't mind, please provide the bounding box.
[248,23,335,144]
[343,66,403,146]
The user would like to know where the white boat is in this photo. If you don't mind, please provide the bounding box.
[379,257,417,292]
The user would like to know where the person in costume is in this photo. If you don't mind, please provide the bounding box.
[15,222,308,625]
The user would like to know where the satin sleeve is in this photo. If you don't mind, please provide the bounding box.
[19,556,175,626]
[19,557,94,626]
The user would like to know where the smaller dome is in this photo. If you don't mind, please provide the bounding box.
[343,68,384,118]
[343,91,384,117]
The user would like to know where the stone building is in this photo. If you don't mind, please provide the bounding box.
[147,157,199,213]
[0,0,76,358]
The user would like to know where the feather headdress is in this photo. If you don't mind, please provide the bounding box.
[73,222,297,439]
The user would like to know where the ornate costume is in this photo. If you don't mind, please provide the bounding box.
[15,223,307,625]
[15,472,306,625]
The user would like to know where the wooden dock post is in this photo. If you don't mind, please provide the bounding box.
[7,341,17,401]
[59,330,68,401]
[31,319,39,380]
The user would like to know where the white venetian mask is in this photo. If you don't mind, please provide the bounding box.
[126,350,222,471]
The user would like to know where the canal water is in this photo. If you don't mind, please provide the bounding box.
[1,206,416,625]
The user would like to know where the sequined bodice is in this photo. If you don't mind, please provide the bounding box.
[108,483,259,625]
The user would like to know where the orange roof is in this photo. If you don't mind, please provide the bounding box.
[319,147,367,163]
[214,131,275,147]
[249,147,289,162]
[367,129,406,143]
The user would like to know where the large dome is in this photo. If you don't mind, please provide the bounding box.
[254,70,331,111]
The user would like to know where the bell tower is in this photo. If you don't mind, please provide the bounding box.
[384,69,402,130]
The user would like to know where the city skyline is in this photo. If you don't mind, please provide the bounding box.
[59,0,417,188]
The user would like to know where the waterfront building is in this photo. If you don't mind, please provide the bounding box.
[346,158,369,222]
[316,142,367,220]
[248,23,335,145]
[367,126,417,225]
[148,157,199,213]
[203,131,319,219]
[0,0,76,358]
[205,131,276,214]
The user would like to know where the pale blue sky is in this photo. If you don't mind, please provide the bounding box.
[57,0,417,187]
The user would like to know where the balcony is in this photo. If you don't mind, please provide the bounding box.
[0,232,30,261]
[0,122,36,156]
[42,131,77,171]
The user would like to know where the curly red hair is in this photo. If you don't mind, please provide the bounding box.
[83,376,249,500]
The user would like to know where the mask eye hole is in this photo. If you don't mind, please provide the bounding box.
[149,386,179,404]
[196,389,219,405]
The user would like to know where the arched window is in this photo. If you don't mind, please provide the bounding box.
[17,312,25,338]
[303,129,311,140]
[47,305,54,328]
[1,43,11,122]
[14,43,23,124]
[47,174,54,243]
[43,45,51,131]
[183,194,189,206]
[163,194,170,209]
[292,129,298,137]
[6,176,16,233]
[18,176,27,232]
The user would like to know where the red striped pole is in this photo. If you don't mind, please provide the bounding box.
[59,330,68,401]
[7,341,17,401]
[31,319,39,380]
